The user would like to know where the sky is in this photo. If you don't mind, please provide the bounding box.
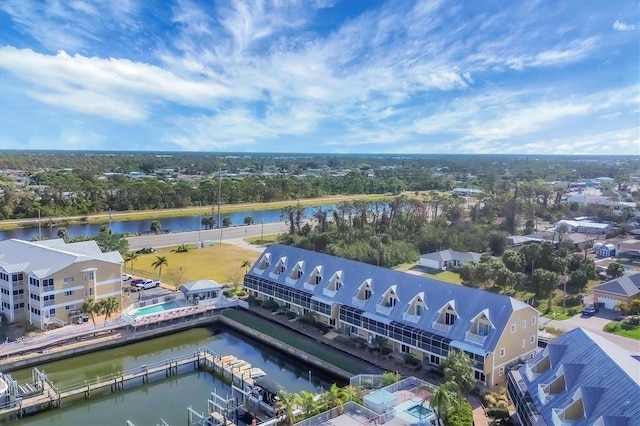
[0,0,638,155]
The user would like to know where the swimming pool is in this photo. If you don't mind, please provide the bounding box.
[406,403,433,419]
[133,301,180,318]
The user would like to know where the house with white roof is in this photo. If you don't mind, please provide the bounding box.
[245,245,541,387]
[507,327,640,426]
[418,249,482,270]
[554,220,611,235]
[0,239,123,329]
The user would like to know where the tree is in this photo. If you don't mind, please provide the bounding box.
[82,298,98,327]
[124,252,138,274]
[201,216,215,230]
[533,269,557,299]
[502,249,524,273]
[443,350,475,396]
[607,262,625,279]
[322,384,345,414]
[243,216,254,225]
[241,259,252,275]
[430,382,457,425]
[487,231,507,256]
[276,390,301,426]
[381,371,402,386]
[150,220,162,234]
[520,243,541,276]
[222,217,232,227]
[98,296,119,327]
[371,335,388,354]
[446,398,474,426]
[56,227,69,242]
[299,390,320,418]
[151,255,168,282]
[165,267,186,291]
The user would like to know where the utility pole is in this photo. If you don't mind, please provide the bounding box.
[38,209,42,240]
[217,169,222,228]
[198,201,201,244]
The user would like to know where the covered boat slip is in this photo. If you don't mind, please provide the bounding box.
[246,377,286,416]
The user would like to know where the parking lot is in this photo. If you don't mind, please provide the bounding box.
[123,275,177,305]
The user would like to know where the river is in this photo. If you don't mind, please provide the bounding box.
[6,325,348,426]
[0,206,332,241]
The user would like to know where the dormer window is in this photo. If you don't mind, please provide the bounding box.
[437,301,458,326]
[273,257,287,275]
[289,261,304,281]
[407,293,426,316]
[552,389,586,423]
[381,286,398,307]
[257,254,271,270]
[327,271,343,291]
[357,279,373,300]
[307,266,322,286]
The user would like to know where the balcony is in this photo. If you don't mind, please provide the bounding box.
[351,297,367,308]
[538,384,550,404]
[552,408,571,426]
[43,299,56,307]
[376,303,394,316]
[323,288,337,298]
[29,284,41,294]
[29,298,42,308]
[285,277,299,286]
[524,363,537,382]
[268,271,283,280]
[42,285,55,294]
[252,268,265,276]
[403,312,421,323]
[432,321,453,334]
[13,294,25,302]
[465,331,488,345]
[303,282,317,292]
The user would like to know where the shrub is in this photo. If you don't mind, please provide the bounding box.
[446,399,473,426]
[246,296,262,306]
[286,311,297,319]
[568,308,578,316]
[621,315,640,329]
[262,299,280,312]
[486,408,510,419]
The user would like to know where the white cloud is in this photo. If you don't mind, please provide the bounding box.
[613,20,638,31]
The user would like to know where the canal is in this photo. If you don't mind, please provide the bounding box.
[0,206,333,241]
[7,325,346,426]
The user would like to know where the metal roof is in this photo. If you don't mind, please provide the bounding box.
[516,328,640,425]
[179,279,223,295]
[418,249,482,264]
[249,244,538,352]
[593,273,640,297]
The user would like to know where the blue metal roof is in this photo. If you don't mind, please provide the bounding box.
[516,328,640,425]
[249,244,537,352]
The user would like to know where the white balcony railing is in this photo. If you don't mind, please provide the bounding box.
[538,384,550,404]
[552,408,569,426]
[432,321,453,334]
[285,277,299,286]
[42,285,55,293]
[524,363,537,382]
[402,313,421,323]
[303,282,317,292]
[252,268,265,276]
[29,298,42,308]
[351,297,366,308]
[376,304,393,316]
[465,331,488,345]
[323,288,337,298]
[28,284,40,294]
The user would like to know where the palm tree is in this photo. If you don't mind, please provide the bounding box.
[322,384,345,414]
[124,252,138,274]
[276,390,301,426]
[430,382,457,425]
[56,227,69,242]
[100,296,120,327]
[151,256,168,282]
[241,259,252,274]
[82,298,98,328]
[372,335,388,354]
[150,220,161,234]
[298,390,319,419]
[443,350,475,396]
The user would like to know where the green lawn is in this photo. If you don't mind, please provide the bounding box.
[222,309,377,374]
[431,271,462,284]
[603,321,640,340]
[244,234,279,244]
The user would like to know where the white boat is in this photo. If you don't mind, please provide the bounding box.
[248,368,266,378]
[0,374,8,398]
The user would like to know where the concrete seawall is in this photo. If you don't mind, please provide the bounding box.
[2,310,353,381]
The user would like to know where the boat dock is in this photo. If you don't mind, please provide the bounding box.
[0,348,265,421]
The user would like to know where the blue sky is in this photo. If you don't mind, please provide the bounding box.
[0,0,638,154]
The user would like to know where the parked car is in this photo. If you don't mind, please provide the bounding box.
[131,278,145,286]
[136,279,160,290]
[122,274,133,281]
[582,305,599,316]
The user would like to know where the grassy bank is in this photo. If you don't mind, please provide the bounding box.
[128,243,260,289]
[0,194,392,231]
[603,321,640,340]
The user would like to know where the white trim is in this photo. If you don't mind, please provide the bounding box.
[96,290,123,299]
[40,285,84,296]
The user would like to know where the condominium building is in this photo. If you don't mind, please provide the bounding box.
[508,327,640,425]
[244,245,540,386]
[0,238,123,329]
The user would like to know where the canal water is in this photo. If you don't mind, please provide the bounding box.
[7,326,346,426]
[0,206,333,241]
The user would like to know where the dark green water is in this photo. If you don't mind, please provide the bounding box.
[7,326,345,426]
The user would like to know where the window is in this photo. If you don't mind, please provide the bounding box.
[445,311,456,325]
[522,339,526,348]
[478,322,491,336]
[43,278,54,287]
[12,273,23,281]
[430,354,440,365]
[65,305,75,311]
[500,348,505,358]
[65,290,74,296]
[511,324,516,333]
[14,303,24,309]
[401,344,410,354]
[64,277,74,284]
[30,277,40,287]
[522,320,526,329]
[531,316,537,325]
[530,335,535,344]
[49,308,55,315]
[499,366,505,376]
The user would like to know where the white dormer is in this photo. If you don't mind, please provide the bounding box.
[286,261,304,285]
[253,253,271,276]
[269,256,287,279]
[552,389,585,425]
[376,285,399,315]
[538,365,567,404]
[525,352,551,381]
[403,292,427,323]
[465,309,495,345]
[304,265,323,291]
[323,271,343,297]
[352,279,373,308]
[432,300,458,334]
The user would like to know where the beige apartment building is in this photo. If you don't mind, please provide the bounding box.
[245,244,541,387]
[0,238,123,329]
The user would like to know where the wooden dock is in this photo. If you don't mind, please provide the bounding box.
[0,348,259,421]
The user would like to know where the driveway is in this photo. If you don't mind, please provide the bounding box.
[543,310,640,353]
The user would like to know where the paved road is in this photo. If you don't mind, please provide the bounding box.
[127,221,288,250]
[543,310,640,353]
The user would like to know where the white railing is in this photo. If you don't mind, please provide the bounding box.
[323,288,337,298]
[525,363,537,381]
[432,321,452,334]
[552,408,568,426]
[42,285,55,293]
[252,268,265,276]
[538,384,550,404]
[268,271,282,279]
[285,277,299,286]
[402,312,421,323]
[376,304,393,316]
[303,282,317,292]
[465,331,488,345]
[29,284,41,294]
[351,297,366,308]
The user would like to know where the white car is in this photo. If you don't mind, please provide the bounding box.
[136,279,160,290]
[122,274,133,281]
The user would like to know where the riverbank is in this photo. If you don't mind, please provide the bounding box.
[0,194,390,231]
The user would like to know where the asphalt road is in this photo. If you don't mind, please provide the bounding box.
[126,221,288,250]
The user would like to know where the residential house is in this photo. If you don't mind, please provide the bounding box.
[554,220,611,235]
[507,236,544,248]
[244,245,540,387]
[617,240,640,261]
[0,238,123,329]
[592,273,640,310]
[418,250,482,271]
[452,188,482,197]
[507,327,640,426]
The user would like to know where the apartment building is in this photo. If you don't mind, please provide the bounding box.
[0,238,123,329]
[508,328,639,426]
[244,245,540,387]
